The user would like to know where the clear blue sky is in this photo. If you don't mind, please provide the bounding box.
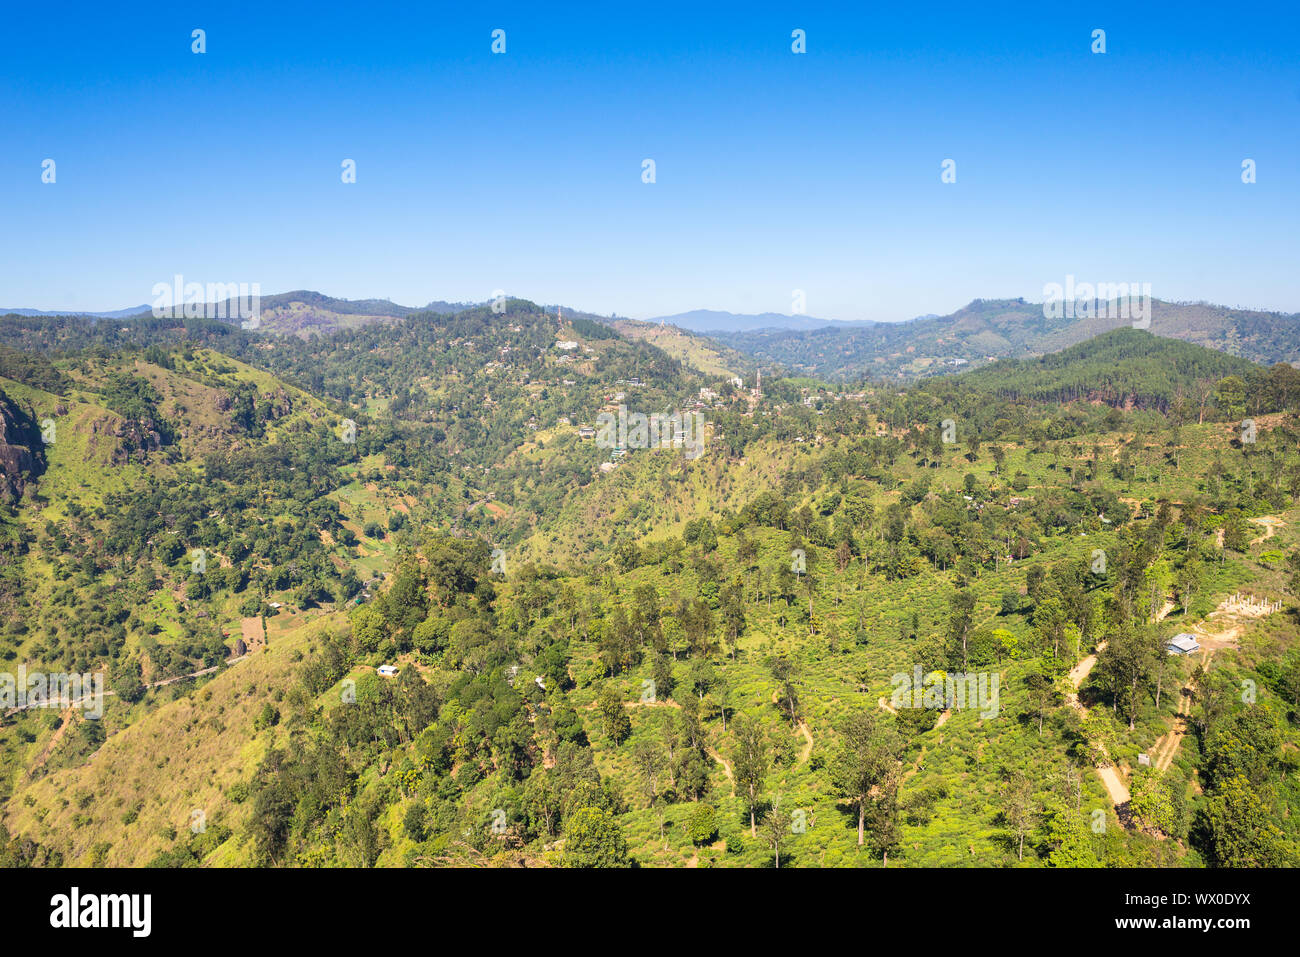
[2,1,1298,321]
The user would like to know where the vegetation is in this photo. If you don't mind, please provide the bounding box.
[2,299,1299,869]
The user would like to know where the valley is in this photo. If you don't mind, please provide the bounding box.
[0,300,1298,869]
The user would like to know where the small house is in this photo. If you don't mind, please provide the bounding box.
[1166,633,1200,656]
[377,664,399,678]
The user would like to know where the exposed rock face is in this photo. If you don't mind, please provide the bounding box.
[109,418,164,465]
[0,389,43,502]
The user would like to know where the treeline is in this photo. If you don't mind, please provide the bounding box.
[951,328,1293,414]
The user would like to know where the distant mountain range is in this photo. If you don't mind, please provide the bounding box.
[1,304,153,319]
[704,298,1300,380]
[6,291,1299,381]
[1,291,475,324]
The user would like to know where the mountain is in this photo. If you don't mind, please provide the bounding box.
[707,298,1300,380]
[12,293,1298,382]
[0,305,152,319]
[422,300,478,314]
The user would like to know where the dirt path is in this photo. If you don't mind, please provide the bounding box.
[1150,673,1199,774]
[1068,645,1103,693]
[901,744,927,783]
[797,723,813,761]
[1097,764,1131,805]
[3,656,247,719]
[1249,515,1284,545]
[1148,613,1247,772]
[705,746,735,795]
[1068,599,1178,813]
[771,689,813,763]
[1063,641,1132,807]
[32,706,77,768]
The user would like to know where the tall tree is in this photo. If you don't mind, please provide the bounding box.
[731,714,769,837]
[831,711,903,846]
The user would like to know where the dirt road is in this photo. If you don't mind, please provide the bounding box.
[1249,515,1283,545]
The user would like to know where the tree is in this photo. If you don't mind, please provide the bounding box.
[685,659,715,703]
[866,765,902,866]
[1031,594,1068,662]
[763,798,793,868]
[1002,772,1037,862]
[1023,663,1063,736]
[524,770,565,838]
[719,578,746,659]
[769,656,800,729]
[337,795,386,867]
[990,444,1006,477]
[946,588,977,669]
[1096,605,1154,730]
[1128,768,1185,838]
[1196,775,1284,867]
[831,711,903,846]
[1026,565,1045,603]
[679,598,716,658]
[1176,558,1201,617]
[1214,375,1247,419]
[562,807,630,868]
[1040,803,1100,867]
[711,672,732,731]
[597,685,631,744]
[687,803,718,845]
[731,715,769,837]
[632,738,663,809]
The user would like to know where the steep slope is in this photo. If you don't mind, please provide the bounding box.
[948,328,1262,410]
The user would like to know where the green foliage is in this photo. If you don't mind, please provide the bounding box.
[562,807,630,868]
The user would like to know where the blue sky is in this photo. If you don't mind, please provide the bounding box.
[2,1,1298,321]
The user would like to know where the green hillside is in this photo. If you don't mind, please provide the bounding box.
[2,311,1299,871]
[951,329,1265,410]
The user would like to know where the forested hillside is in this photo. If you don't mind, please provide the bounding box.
[2,305,1299,870]
[948,329,1267,411]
